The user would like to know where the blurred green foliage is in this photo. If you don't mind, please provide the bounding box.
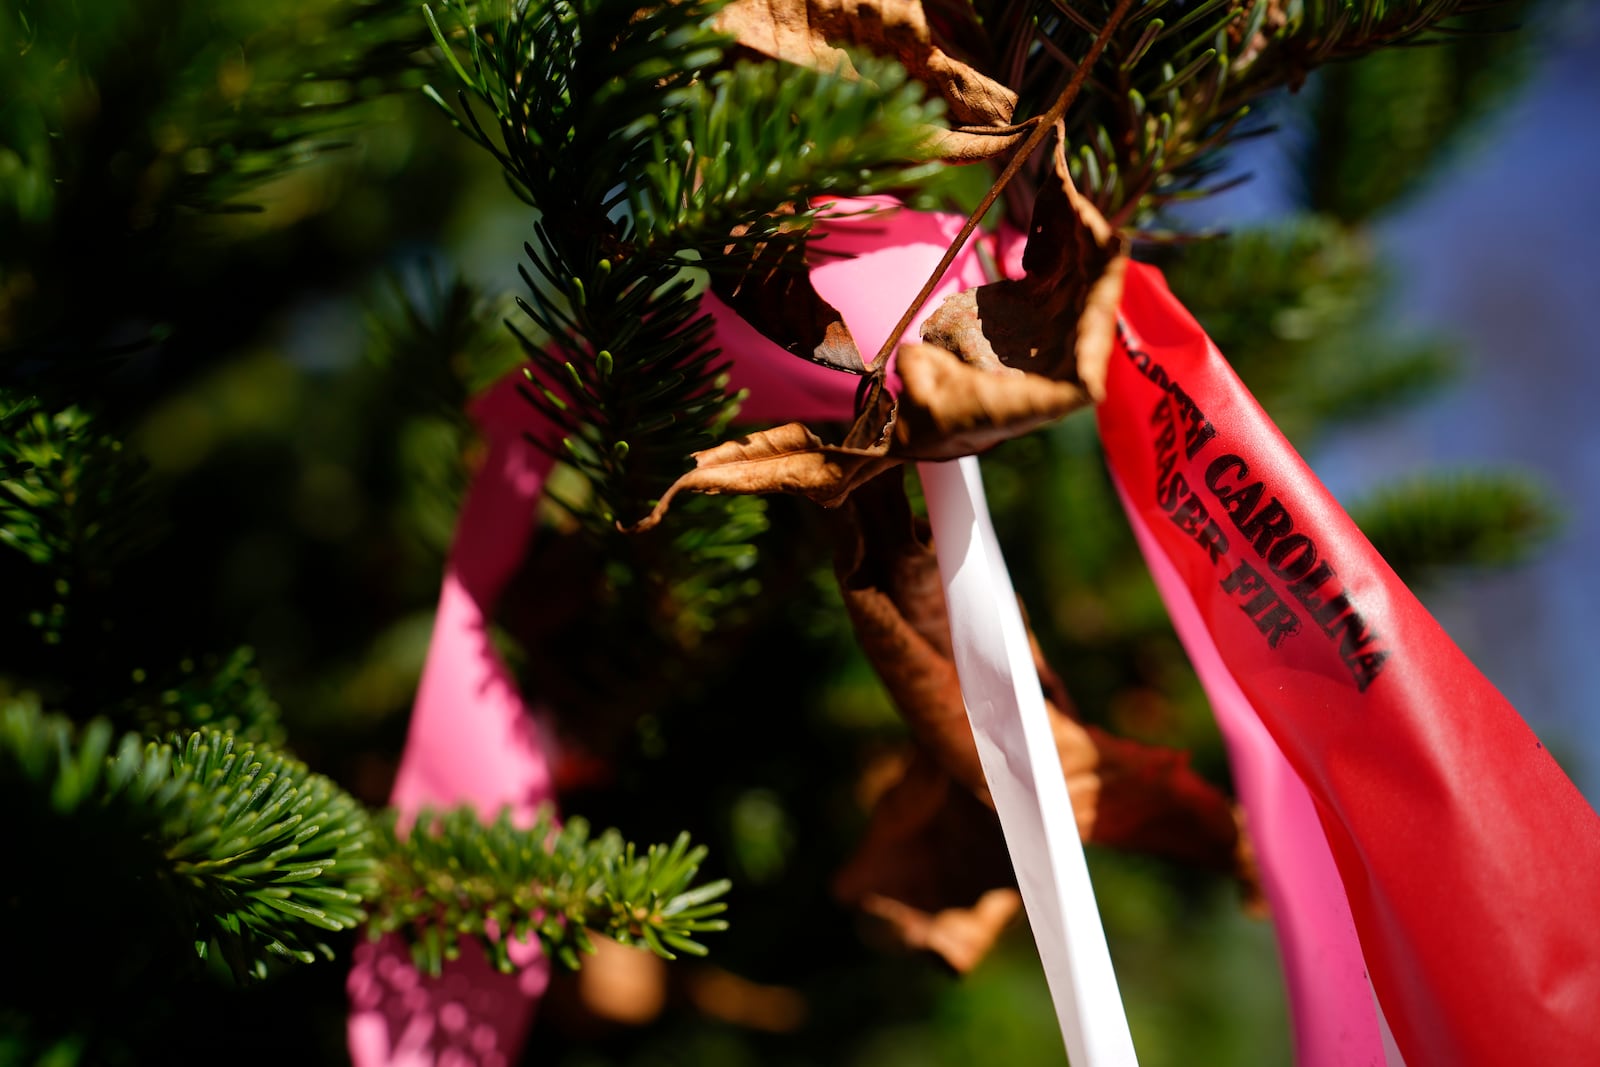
[1301,1,1538,220]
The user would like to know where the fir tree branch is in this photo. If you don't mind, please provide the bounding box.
[0,0,438,370]
[992,0,1521,225]
[0,393,35,480]
[0,704,377,982]
[1157,216,1456,439]
[0,403,157,575]
[1298,0,1533,221]
[0,0,435,223]
[369,806,731,973]
[636,57,948,257]
[424,0,948,524]
[423,0,739,526]
[1298,342,1455,426]
[0,393,299,755]
[0,398,161,681]
[365,266,525,426]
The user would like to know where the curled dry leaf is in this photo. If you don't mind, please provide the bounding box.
[920,141,1127,400]
[924,121,1037,165]
[831,472,987,795]
[859,887,1024,974]
[828,472,1256,968]
[638,132,1123,531]
[633,343,1087,529]
[715,0,1024,162]
[830,472,1242,855]
[833,747,1020,973]
[893,342,1088,457]
[636,420,899,522]
[714,215,867,374]
[1073,719,1252,878]
[638,138,1120,530]
[1028,633,1258,886]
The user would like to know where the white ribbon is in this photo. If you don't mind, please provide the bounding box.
[920,456,1138,1067]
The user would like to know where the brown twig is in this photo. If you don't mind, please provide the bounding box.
[868,0,1140,371]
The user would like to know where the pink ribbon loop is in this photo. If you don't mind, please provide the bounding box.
[348,375,559,1067]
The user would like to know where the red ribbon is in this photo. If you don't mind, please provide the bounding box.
[1101,261,1600,1067]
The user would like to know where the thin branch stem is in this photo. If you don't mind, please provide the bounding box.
[868,0,1139,370]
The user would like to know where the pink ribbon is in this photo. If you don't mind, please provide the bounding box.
[349,199,996,1066]
[347,375,560,1067]
[715,198,1006,419]
[1115,476,1391,1067]
[350,201,1376,1066]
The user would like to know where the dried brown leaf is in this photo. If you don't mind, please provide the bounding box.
[892,342,1089,458]
[634,345,1084,528]
[716,0,1022,161]
[832,748,1018,972]
[920,145,1127,399]
[1074,720,1248,877]
[858,888,1024,974]
[637,142,1116,527]
[636,420,897,528]
[833,472,987,795]
[829,474,1256,971]
[1030,629,1248,879]
[924,122,1032,164]
[834,719,1254,973]
[714,218,867,374]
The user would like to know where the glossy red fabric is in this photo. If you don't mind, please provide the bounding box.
[1099,261,1600,1067]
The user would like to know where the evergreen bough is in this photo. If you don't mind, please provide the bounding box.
[423,0,947,525]
[0,704,376,981]
[372,807,731,973]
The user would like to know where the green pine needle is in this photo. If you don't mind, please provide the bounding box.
[0,704,378,982]
[369,806,731,976]
[637,56,948,254]
[425,0,949,524]
[1000,0,1520,224]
